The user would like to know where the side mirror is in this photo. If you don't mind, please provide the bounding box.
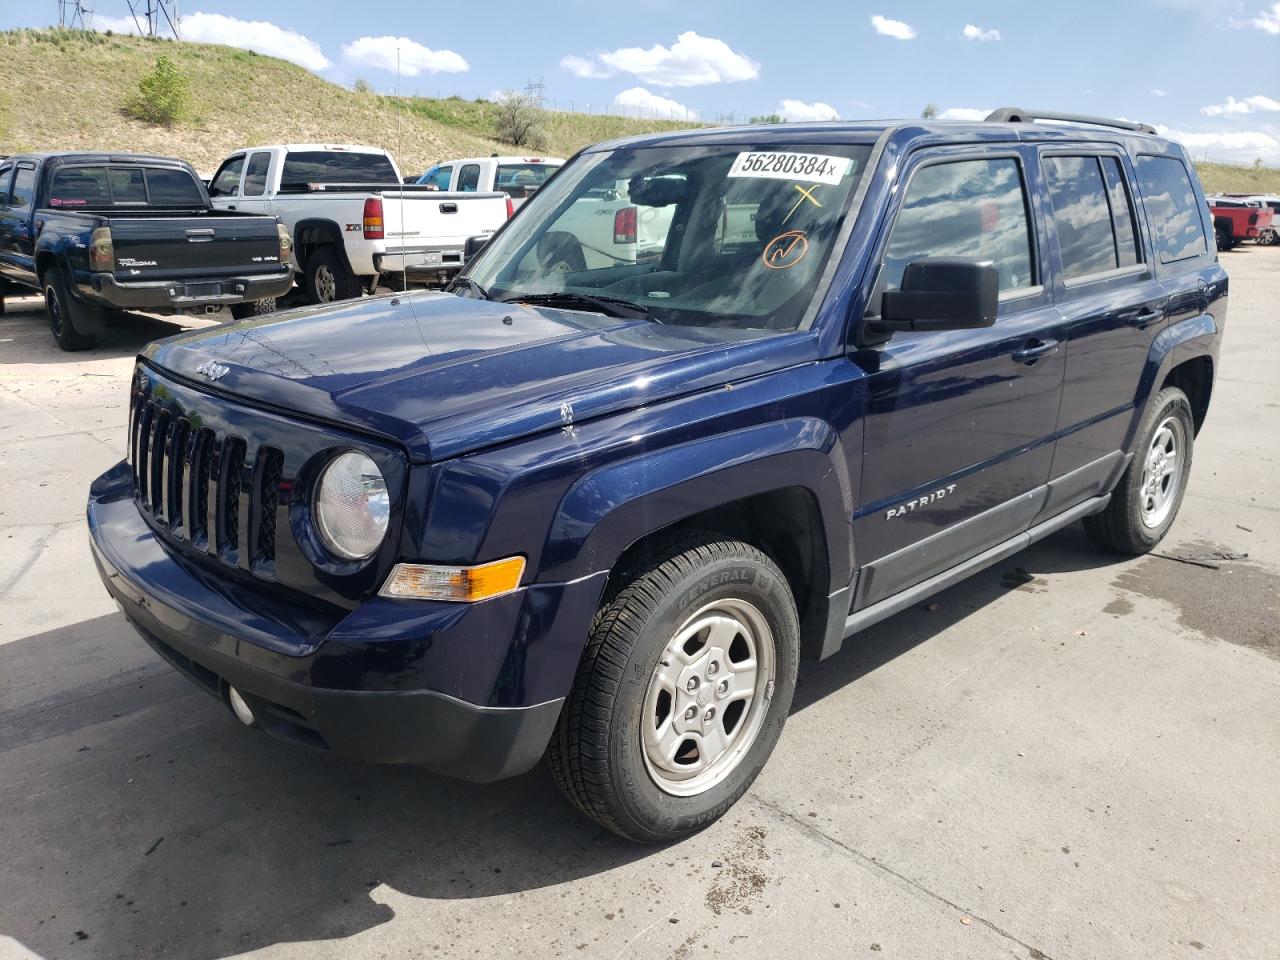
[870,258,998,334]
[463,234,491,264]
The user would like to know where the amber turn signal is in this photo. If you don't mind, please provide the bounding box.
[380,556,526,602]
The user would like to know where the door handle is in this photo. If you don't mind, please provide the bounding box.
[226,204,237,210]
[1012,339,1059,364]
[1130,308,1162,329]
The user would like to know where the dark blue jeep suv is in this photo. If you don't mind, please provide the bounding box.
[88,109,1226,842]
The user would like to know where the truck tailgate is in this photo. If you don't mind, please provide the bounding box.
[380,191,508,251]
[108,214,283,281]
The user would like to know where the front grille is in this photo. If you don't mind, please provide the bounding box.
[125,362,406,610]
[129,399,279,574]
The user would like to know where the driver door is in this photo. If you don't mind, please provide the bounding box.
[851,148,1066,609]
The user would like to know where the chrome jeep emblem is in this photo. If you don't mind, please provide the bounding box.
[195,359,230,382]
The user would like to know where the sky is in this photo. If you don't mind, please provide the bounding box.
[5,0,1280,165]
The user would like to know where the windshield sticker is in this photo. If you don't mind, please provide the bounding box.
[728,152,851,185]
[762,230,809,270]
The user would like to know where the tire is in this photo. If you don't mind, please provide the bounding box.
[1215,225,1232,252]
[1084,386,1195,554]
[549,531,800,843]
[43,271,98,351]
[229,297,277,321]
[303,247,363,304]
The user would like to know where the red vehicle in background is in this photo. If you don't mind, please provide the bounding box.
[1208,196,1275,250]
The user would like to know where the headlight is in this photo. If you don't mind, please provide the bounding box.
[314,451,390,560]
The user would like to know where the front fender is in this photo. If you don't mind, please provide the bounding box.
[540,417,855,588]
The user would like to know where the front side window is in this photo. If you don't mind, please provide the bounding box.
[881,157,1034,294]
[10,164,37,210]
[1136,155,1207,264]
[466,142,873,331]
[209,156,244,198]
[457,164,481,192]
[243,152,272,196]
[419,165,452,190]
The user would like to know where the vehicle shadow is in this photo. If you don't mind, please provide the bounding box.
[0,523,1123,959]
[0,294,200,364]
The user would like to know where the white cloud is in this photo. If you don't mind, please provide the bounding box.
[1251,1,1280,33]
[1156,124,1280,164]
[182,12,331,71]
[566,32,757,87]
[938,107,991,121]
[613,87,696,120]
[962,24,1001,41]
[870,15,917,39]
[1151,88,1168,97]
[778,99,840,122]
[1201,94,1280,115]
[341,36,468,76]
[560,54,610,79]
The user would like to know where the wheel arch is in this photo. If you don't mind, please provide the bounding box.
[1134,313,1218,448]
[293,219,354,274]
[541,419,856,660]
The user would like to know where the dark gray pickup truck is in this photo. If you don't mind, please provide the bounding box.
[0,152,294,350]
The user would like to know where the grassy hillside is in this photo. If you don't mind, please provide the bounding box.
[2,28,1277,195]
[0,29,694,176]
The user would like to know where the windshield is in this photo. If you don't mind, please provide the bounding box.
[464,142,872,330]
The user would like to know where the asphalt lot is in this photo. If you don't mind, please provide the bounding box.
[1,249,1277,960]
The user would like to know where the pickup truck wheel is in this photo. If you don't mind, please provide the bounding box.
[1215,224,1233,252]
[1085,386,1195,554]
[549,532,799,843]
[229,297,277,321]
[44,273,98,351]
[304,248,362,304]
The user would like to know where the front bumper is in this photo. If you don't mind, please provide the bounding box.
[80,269,294,312]
[88,462,606,781]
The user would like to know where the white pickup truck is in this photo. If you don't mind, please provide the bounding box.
[208,144,509,301]
[416,156,565,210]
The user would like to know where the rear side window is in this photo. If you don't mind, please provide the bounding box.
[10,164,37,210]
[243,152,272,196]
[1043,155,1142,280]
[881,157,1034,294]
[1136,156,1207,263]
[144,168,204,206]
[209,156,244,198]
[494,163,560,198]
[279,151,397,191]
[456,164,481,192]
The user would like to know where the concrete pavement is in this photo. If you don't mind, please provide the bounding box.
[1,248,1277,960]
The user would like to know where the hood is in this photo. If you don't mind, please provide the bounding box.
[143,291,818,461]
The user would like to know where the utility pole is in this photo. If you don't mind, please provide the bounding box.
[524,77,545,107]
[126,0,180,39]
[57,0,93,30]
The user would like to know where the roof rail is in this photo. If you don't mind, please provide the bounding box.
[984,107,1158,136]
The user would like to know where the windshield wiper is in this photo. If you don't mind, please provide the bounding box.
[498,291,654,321]
[447,275,490,300]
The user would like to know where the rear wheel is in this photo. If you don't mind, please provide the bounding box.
[1084,386,1195,554]
[1215,224,1233,252]
[229,297,277,321]
[304,247,362,304]
[549,532,799,843]
[44,271,98,351]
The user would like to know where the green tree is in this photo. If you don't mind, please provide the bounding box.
[921,103,939,119]
[124,56,191,127]
[493,90,548,149]
[353,77,374,95]
[749,113,783,124]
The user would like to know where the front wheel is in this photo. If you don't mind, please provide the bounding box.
[549,532,799,843]
[1084,386,1195,554]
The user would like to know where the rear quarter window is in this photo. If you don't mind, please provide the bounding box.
[144,168,204,206]
[1136,156,1207,264]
